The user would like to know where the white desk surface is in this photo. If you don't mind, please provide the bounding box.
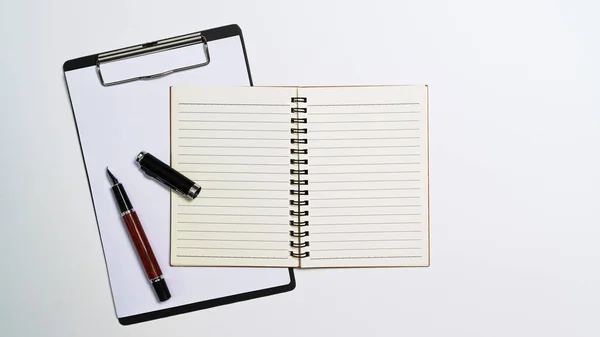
[1,1,599,336]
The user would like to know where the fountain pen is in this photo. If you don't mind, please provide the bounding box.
[106,168,171,302]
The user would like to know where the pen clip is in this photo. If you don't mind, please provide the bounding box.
[141,167,185,195]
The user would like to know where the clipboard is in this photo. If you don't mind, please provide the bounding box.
[63,24,295,325]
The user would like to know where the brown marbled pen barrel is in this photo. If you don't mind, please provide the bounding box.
[107,168,171,302]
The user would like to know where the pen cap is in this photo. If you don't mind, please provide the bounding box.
[136,151,201,199]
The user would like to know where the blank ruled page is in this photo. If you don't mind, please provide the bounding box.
[300,86,429,268]
[170,86,297,267]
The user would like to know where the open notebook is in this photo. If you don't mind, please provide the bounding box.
[169,85,430,268]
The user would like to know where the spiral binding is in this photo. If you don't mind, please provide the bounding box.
[289,96,309,259]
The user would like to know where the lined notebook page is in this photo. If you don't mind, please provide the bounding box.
[301,86,429,268]
[170,86,298,267]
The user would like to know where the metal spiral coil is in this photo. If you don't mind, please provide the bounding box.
[289,96,309,259]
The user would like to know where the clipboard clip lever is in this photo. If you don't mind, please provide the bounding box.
[96,33,211,86]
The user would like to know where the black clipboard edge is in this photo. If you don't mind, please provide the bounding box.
[119,269,295,325]
[62,23,296,326]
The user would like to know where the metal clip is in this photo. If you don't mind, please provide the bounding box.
[96,33,211,86]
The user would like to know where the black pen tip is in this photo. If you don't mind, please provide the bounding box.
[106,167,119,185]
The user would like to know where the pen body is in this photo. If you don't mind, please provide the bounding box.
[122,210,162,280]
